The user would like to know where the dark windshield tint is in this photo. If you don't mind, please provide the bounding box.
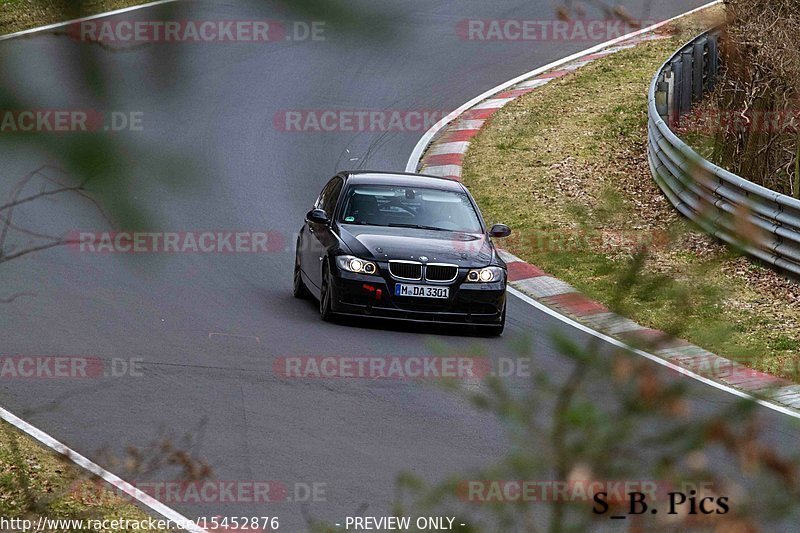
[339,185,483,232]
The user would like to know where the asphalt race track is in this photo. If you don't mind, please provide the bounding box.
[2,0,797,530]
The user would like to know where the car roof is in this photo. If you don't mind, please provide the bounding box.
[341,171,466,192]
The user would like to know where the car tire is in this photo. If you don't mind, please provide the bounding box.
[319,261,335,322]
[293,243,309,299]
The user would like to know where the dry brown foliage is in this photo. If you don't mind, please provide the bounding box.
[712,0,800,197]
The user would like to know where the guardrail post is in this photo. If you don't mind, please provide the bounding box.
[656,72,670,121]
[669,58,682,127]
[693,38,706,100]
[680,48,694,114]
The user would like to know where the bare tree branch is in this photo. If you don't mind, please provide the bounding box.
[0,238,78,265]
[0,179,91,213]
[0,166,110,273]
[0,212,64,242]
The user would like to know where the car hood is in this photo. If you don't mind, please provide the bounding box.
[338,225,495,267]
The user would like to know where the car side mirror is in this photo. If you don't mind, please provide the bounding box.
[306,208,330,225]
[489,224,511,238]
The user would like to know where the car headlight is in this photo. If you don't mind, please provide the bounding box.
[466,266,504,283]
[336,255,379,275]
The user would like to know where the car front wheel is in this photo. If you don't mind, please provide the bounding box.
[319,261,334,321]
[293,242,309,299]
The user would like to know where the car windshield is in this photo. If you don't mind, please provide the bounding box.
[339,184,483,232]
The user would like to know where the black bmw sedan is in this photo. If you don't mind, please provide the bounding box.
[293,171,512,335]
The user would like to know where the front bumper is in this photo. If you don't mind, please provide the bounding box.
[328,268,506,325]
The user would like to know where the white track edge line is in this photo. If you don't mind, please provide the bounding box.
[405,0,723,173]
[0,406,204,531]
[0,0,181,42]
[508,288,800,421]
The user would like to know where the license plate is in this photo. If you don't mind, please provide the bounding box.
[394,284,449,299]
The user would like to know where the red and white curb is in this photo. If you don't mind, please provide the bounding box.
[408,1,800,419]
[417,35,664,180]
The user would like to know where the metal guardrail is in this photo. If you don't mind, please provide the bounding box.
[647,31,800,277]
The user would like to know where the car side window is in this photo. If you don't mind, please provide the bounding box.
[322,178,343,218]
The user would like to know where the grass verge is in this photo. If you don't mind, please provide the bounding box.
[0,419,161,530]
[462,6,800,380]
[0,0,155,35]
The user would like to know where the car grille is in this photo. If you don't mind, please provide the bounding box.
[389,261,422,280]
[425,264,458,282]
